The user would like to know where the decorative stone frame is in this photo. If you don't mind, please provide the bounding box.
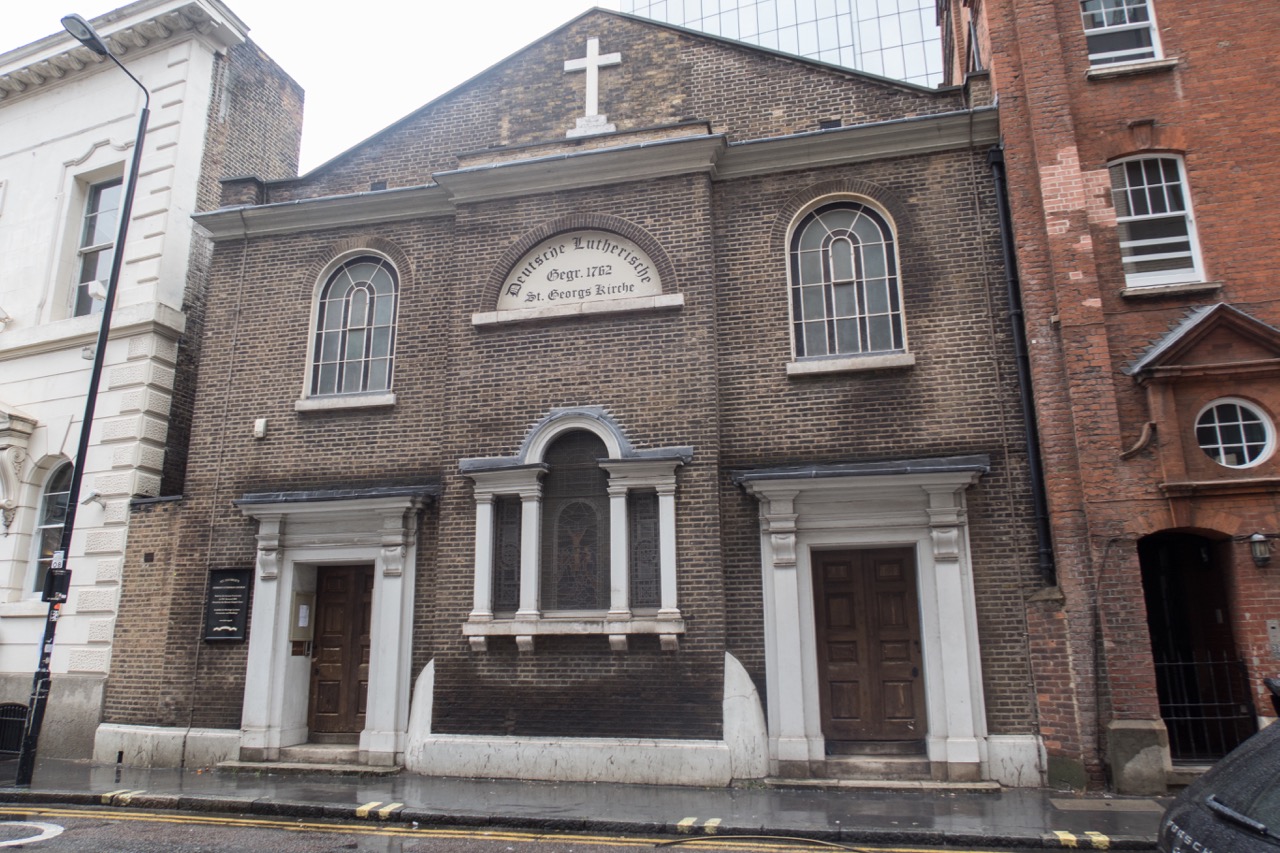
[736,456,1013,783]
[473,214,683,326]
[235,486,435,767]
[461,407,690,651]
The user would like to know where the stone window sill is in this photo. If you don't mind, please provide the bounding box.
[0,599,51,618]
[1086,58,1179,80]
[1121,280,1222,299]
[787,351,915,376]
[295,392,396,412]
[463,613,685,652]
[472,293,684,326]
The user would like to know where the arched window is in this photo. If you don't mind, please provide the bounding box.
[31,463,73,593]
[790,201,903,358]
[311,256,398,396]
[540,431,611,611]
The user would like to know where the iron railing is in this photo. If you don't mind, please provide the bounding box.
[1153,654,1259,763]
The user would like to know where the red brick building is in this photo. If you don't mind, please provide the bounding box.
[96,10,1047,786]
[940,0,1280,792]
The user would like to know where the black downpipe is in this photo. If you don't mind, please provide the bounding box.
[988,146,1057,587]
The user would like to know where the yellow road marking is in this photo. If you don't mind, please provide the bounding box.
[0,805,1020,853]
[703,818,721,833]
[354,801,381,818]
[1084,831,1110,849]
[376,802,403,819]
[99,789,130,805]
[677,816,697,833]
[1053,830,1079,847]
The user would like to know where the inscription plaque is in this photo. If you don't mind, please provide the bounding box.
[204,568,252,642]
[498,230,662,311]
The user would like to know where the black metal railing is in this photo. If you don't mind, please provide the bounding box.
[1153,654,1259,763]
[0,704,26,758]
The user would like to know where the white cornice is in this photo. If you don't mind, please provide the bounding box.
[193,185,455,240]
[713,107,1000,179]
[433,134,727,204]
[0,302,186,360]
[196,108,1000,241]
[0,0,246,103]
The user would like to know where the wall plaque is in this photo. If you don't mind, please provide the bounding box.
[204,568,252,642]
[498,230,662,311]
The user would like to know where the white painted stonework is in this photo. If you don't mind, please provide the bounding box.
[739,463,1045,786]
[497,231,662,311]
[0,1,251,750]
[236,492,429,767]
[405,653,768,785]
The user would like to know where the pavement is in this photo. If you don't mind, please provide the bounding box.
[0,758,1169,850]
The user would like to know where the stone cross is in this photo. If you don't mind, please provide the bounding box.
[564,38,621,138]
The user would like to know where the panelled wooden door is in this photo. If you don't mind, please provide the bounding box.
[812,548,925,743]
[308,565,373,736]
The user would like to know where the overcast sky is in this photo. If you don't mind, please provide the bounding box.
[5,1,618,172]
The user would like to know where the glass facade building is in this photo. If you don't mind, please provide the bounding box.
[620,0,943,87]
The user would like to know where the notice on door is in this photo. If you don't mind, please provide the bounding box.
[204,568,252,642]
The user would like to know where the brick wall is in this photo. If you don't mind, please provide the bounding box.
[107,10,1041,745]
[945,0,1280,786]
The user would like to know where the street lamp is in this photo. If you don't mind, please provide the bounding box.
[14,13,151,788]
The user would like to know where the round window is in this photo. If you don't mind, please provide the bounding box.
[1195,398,1275,469]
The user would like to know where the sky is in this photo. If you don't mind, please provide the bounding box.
[4,0,619,172]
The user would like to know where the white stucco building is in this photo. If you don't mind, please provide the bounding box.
[0,0,300,756]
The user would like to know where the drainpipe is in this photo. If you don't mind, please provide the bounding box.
[988,146,1056,587]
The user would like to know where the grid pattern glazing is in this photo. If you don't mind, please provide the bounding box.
[621,0,942,86]
[1196,401,1273,469]
[312,256,398,396]
[74,178,122,317]
[1109,156,1200,287]
[32,464,73,593]
[1080,0,1156,65]
[790,201,902,358]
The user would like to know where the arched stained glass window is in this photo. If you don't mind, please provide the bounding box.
[540,430,611,612]
[790,201,903,358]
[311,256,398,396]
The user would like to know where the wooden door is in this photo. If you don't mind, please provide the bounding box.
[308,565,373,737]
[813,548,925,744]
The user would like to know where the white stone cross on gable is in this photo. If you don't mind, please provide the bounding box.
[564,37,621,138]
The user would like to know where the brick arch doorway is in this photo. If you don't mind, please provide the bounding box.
[1139,530,1257,762]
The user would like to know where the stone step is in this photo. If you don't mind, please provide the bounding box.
[820,755,933,780]
[217,760,402,778]
[278,744,359,764]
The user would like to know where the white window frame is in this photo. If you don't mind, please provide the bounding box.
[297,251,399,411]
[463,410,686,652]
[26,462,73,597]
[1109,155,1204,288]
[1080,0,1162,67]
[784,196,913,376]
[1195,398,1275,470]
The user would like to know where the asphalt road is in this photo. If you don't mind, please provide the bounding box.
[0,806,1105,853]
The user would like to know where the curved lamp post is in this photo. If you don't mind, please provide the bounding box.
[15,13,151,787]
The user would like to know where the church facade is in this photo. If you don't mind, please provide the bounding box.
[97,10,1046,785]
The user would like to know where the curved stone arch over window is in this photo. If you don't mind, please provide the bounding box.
[777,188,911,375]
[298,244,405,411]
[461,406,691,651]
[484,214,679,306]
[1195,397,1275,470]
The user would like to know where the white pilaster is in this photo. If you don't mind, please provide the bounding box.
[607,483,630,619]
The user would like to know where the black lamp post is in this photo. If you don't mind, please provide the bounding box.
[15,13,151,787]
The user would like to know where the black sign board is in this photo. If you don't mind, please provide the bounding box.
[204,569,252,642]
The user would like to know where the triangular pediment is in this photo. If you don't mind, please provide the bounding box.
[294,9,960,184]
[1127,303,1280,377]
